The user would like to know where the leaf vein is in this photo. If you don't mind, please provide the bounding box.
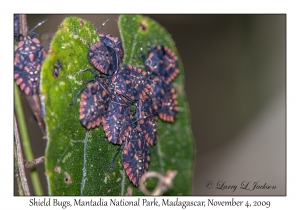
[129,33,138,63]
[80,131,89,195]
[157,140,164,173]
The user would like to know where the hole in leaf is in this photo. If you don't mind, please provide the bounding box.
[54,166,61,173]
[52,59,62,78]
[64,172,72,184]
[139,20,148,32]
[53,68,59,78]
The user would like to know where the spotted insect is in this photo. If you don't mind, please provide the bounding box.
[148,76,165,111]
[97,20,123,70]
[108,67,142,103]
[102,94,132,145]
[87,41,115,75]
[14,20,47,95]
[122,128,150,187]
[119,65,152,100]
[79,78,112,130]
[109,73,127,96]
[99,32,124,64]
[144,45,179,83]
[149,76,178,122]
[162,46,180,83]
[135,97,157,145]
[87,20,123,76]
[103,113,131,145]
[159,85,178,122]
[116,66,139,101]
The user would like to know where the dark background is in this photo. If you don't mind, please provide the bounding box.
[15,14,286,195]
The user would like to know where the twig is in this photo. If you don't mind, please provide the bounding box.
[14,145,25,195]
[25,156,45,168]
[19,14,27,36]
[14,113,30,195]
[125,186,133,196]
[139,170,177,195]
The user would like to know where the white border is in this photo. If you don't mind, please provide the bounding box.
[3,0,299,209]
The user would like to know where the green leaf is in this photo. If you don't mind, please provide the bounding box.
[41,15,194,196]
[41,17,125,196]
[118,15,194,195]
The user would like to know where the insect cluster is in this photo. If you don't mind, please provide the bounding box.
[76,24,180,187]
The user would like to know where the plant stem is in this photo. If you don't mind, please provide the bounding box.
[14,145,25,196]
[14,113,30,195]
[20,14,27,35]
[14,83,44,195]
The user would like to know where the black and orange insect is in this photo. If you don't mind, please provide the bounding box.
[149,76,178,122]
[135,97,157,145]
[87,41,115,75]
[79,78,112,130]
[158,84,178,122]
[87,20,124,76]
[14,20,47,95]
[99,32,123,71]
[144,45,179,83]
[102,94,131,145]
[119,65,152,100]
[122,128,150,187]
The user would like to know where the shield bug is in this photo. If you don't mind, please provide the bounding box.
[14,19,47,95]
[135,97,157,146]
[79,78,112,130]
[162,46,179,83]
[159,86,178,122]
[119,65,152,100]
[109,73,127,96]
[99,33,124,64]
[102,94,132,144]
[149,76,178,122]
[122,129,150,187]
[103,112,131,145]
[117,67,140,101]
[98,20,123,70]
[87,41,115,75]
[144,45,179,83]
[148,76,166,111]
[87,20,123,76]
[107,66,140,102]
